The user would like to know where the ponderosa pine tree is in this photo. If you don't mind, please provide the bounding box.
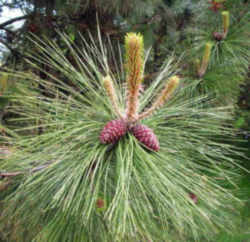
[0,0,249,241]
[0,30,247,241]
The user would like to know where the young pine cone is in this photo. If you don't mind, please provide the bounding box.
[130,124,159,151]
[99,119,127,144]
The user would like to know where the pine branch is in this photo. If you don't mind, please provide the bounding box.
[0,30,246,242]
[0,15,29,29]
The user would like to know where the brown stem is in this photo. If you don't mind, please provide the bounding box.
[0,163,51,178]
[0,171,23,177]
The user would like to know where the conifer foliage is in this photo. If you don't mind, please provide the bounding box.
[187,2,250,103]
[0,31,246,242]
[99,33,179,151]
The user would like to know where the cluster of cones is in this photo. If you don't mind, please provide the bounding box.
[100,119,160,151]
[99,33,179,152]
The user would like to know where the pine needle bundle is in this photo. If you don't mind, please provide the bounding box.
[0,31,245,242]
